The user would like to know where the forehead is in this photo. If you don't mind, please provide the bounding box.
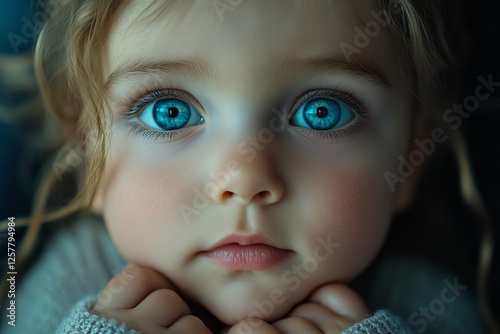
[106,0,406,90]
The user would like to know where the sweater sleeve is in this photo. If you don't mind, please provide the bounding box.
[56,296,140,334]
[342,309,414,333]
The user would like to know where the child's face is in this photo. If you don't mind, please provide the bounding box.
[95,0,414,324]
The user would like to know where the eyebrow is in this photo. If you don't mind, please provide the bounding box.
[105,58,213,89]
[275,54,392,88]
[105,54,391,89]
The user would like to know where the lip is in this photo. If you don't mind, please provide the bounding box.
[200,234,292,271]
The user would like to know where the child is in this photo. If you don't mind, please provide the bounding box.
[1,0,496,333]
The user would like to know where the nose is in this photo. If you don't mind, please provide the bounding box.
[211,151,284,206]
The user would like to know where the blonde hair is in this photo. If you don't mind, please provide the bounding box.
[1,0,496,332]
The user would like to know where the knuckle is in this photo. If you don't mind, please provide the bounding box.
[178,315,210,333]
[92,302,106,313]
[292,302,318,313]
[314,283,342,297]
[120,265,149,284]
[91,305,122,321]
[166,315,210,334]
[277,316,317,331]
[287,316,313,327]
[150,288,183,306]
[333,317,356,332]
[230,319,273,334]
[94,289,120,311]
[101,267,147,296]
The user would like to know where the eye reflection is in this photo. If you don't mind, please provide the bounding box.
[139,98,204,131]
[290,98,355,130]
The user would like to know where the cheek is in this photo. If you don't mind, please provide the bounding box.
[298,159,394,282]
[104,171,177,261]
[100,150,199,267]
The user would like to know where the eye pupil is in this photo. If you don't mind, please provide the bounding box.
[301,99,343,130]
[168,107,179,118]
[289,95,356,133]
[152,99,191,130]
[316,107,328,118]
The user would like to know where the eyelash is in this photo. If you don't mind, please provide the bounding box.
[124,83,199,142]
[123,84,369,142]
[288,88,368,141]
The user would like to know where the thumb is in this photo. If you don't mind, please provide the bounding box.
[309,283,369,320]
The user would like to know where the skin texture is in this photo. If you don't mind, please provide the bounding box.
[92,0,418,330]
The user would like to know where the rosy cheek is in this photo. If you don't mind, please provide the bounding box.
[304,164,393,281]
[102,157,193,264]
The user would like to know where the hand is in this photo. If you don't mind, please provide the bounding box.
[93,264,211,334]
[226,284,369,334]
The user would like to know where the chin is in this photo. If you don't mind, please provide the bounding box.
[195,284,309,326]
[210,300,292,325]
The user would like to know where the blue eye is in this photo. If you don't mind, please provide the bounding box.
[139,98,204,131]
[290,98,355,130]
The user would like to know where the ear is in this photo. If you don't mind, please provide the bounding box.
[394,110,431,212]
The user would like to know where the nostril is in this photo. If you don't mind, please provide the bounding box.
[219,190,277,204]
[256,191,271,200]
[221,191,235,201]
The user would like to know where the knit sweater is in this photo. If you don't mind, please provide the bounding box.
[1,214,485,333]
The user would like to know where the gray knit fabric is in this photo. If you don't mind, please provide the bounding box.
[1,214,483,333]
[56,297,140,334]
[343,310,413,333]
[56,297,411,333]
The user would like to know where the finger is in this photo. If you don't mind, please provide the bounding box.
[272,316,321,333]
[309,284,369,320]
[167,315,211,334]
[134,289,191,328]
[289,302,353,332]
[227,319,281,334]
[95,264,176,310]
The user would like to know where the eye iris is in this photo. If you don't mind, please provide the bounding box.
[303,99,340,130]
[153,99,190,130]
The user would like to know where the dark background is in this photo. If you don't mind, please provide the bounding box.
[0,0,499,329]
[461,0,500,320]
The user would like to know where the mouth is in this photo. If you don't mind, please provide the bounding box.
[200,234,293,271]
